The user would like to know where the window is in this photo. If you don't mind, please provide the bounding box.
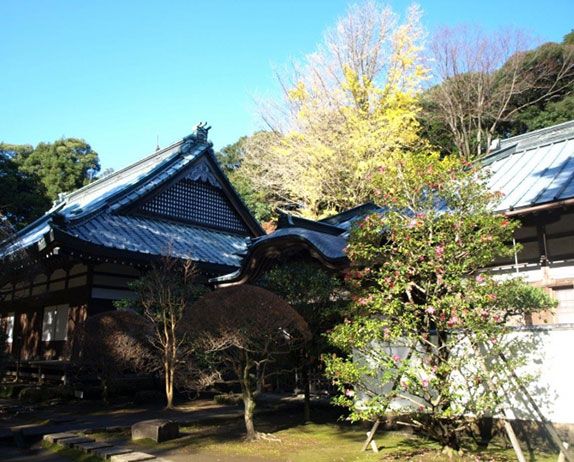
[553,288,574,324]
[42,305,69,341]
[2,313,14,343]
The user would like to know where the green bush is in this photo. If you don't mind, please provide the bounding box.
[213,393,243,406]
[18,386,44,404]
[18,385,75,404]
[0,384,26,398]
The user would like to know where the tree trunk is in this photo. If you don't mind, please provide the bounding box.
[101,377,109,405]
[241,352,257,440]
[302,359,311,422]
[243,387,257,441]
[165,360,174,409]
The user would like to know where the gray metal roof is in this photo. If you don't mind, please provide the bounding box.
[484,120,574,212]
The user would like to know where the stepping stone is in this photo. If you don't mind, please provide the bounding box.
[43,432,77,444]
[59,436,95,448]
[110,452,157,462]
[75,440,113,452]
[93,447,133,459]
[132,419,179,443]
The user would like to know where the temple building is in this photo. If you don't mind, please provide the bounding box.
[0,124,263,368]
[1,120,573,423]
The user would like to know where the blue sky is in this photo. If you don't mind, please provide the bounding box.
[1,1,573,171]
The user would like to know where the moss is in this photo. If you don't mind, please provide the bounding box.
[213,392,243,406]
[53,406,560,462]
[42,441,103,462]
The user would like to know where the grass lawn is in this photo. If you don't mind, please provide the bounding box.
[126,406,560,462]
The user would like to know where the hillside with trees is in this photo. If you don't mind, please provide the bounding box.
[0,138,100,228]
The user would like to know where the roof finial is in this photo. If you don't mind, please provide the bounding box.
[195,121,211,143]
[156,135,160,152]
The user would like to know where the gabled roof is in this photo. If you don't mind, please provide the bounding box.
[0,126,264,271]
[484,120,574,213]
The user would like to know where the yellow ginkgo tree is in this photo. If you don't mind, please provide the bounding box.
[241,1,430,218]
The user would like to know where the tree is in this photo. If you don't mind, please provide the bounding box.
[237,1,428,219]
[216,133,276,223]
[120,257,208,409]
[511,34,574,132]
[15,138,100,201]
[192,285,310,441]
[260,261,342,421]
[515,93,574,131]
[425,26,574,159]
[324,151,556,451]
[73,310,154,403]
[0,145,50,227]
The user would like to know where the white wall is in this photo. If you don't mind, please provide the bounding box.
[357,326,574,425]
[506,325,574,424]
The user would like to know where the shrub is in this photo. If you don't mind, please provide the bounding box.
[214,393,243,406]
[18,386,44,404]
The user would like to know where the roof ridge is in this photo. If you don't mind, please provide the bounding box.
[319,202,379,224]
[61,138,184,204]
[499,119,574,146]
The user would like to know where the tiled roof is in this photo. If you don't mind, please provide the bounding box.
[0,128,259,269]
[211,206,372,285]
[251,227,348,263]
[68,214,247,267]
[484,120,574,212]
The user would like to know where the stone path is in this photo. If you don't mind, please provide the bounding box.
[41,430,172,461]
[0,400,245,446]
[0,394,307,461]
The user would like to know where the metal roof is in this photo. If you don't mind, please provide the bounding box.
[213,120,574,285]
[483,120,574,212]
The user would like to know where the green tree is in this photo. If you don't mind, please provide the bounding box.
[324,151,556,451]
[0,145,50,227]
[516,94,574,130]
[423,27,574,157]
[509,35,574,134]
[15,138,100,201]
[261,261,342,421]
[216,133,276,223]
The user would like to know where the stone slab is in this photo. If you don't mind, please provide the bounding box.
[75,440,114,452]
[132,419,179,443]
[59,436,94,447]
[93,447,133,459]
[43,432,78,444]
[110,452,157,462]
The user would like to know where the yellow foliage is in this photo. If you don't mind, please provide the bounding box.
[242,2,430,219]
